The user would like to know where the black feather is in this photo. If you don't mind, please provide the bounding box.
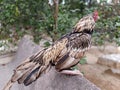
[24,66,40,86]
[56,52,69,66]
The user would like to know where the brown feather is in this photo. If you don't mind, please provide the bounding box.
[3,13,97,90]
[74,14,95,32]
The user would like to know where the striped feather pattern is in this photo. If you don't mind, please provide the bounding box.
[74,15,95,32]
[3,13,96,90]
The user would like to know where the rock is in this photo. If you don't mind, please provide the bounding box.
[78,64,120,90]
[28,67,101,90]
[1,35,42,90]
[0,53,15,65]
[12,35,43,68]
[1,35,101,90]
[97,54,120,74]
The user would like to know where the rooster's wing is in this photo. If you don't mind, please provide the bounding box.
[55,32,91,71]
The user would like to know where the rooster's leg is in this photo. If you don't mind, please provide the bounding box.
[60,69,83,76]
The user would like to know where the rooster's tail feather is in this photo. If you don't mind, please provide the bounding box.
[3,56,51,90]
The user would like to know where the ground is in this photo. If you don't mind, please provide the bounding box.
[78,43,120,90]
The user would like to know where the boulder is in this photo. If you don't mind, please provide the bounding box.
[97,54,120,74]
[23,67,100,90]
[1,35,42,90]
[1,35,100,90]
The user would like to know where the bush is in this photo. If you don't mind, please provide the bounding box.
[93,5,120,45]
[0,0,120,46]
[0,0,53,43]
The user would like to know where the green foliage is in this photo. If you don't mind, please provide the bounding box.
[0,0,53,42]
[72,65,78,70]
[0,0,120,46]
[44,41,51,47]
[79,56,87,65]
[92,5,120,45]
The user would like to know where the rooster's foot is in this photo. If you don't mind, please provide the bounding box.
[60,69,83,76]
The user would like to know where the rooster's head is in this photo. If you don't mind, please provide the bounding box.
[74,10,100,33]
[93,10,100,22]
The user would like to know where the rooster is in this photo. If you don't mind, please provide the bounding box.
[3,11,99,90]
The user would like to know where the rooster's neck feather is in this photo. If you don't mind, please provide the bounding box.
[74,15,95,33]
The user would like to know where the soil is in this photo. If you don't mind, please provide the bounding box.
[78,43,120,90]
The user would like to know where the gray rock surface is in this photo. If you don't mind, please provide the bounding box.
[0,35,41,90]
[98,54,120,69]
[98,54,120,74]
[1,35,100,90]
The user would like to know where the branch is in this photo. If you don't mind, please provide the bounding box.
[53,0,59,30]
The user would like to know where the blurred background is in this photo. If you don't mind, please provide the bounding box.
[0,0,120,90]
[0,0,120,50]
